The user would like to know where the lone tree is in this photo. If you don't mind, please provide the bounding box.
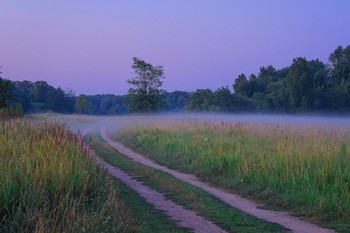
[126,57,165,112]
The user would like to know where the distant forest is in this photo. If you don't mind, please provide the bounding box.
[1,44,349,114]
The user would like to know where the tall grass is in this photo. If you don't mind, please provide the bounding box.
[0,119,132,232]
[117,120,350,228]
[0,105,24,119]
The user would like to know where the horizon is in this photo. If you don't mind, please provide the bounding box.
[1,1,350,95]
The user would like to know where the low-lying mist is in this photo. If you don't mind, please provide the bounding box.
[156,112,350,125]
[54,112,350,136]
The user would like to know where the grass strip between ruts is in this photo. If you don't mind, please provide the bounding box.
[89,134,288,233]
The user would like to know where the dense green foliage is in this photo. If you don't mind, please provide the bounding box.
[126,57,166,112]
[163,91,189,111]
[117,121,350,232]
[0,76,24,117]
[90,94,127,115]
[186,87,255,112]
[0,77,13,108]
[0,78,130,115]
[11,80,75,113]
[187,45,350,113]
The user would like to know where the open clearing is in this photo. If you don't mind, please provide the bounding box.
[44,113,350,232]
[99,126,335,233]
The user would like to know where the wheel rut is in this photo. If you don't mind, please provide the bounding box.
[99,127,335,233]
[83,128,226,233]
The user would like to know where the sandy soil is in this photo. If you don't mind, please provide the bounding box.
[83,128,226,233]
[100,127,336,233]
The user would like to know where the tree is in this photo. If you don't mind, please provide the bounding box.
[308,59,329,110]
[163,91,189,111]
[213,87,234,112]
[63,88,76,113]
[186,89,215,111]
[287,57,312,111]
[256,65,277,94]
[126,57,165,112]
[329,45,350,85]
[12,81,34,111]
[266,79,290,112]
[33,81,50,103]
[46,87,66,112]
[0,77,11,108]
[75,95,90,114]
[328,45,350,111]
[87,94,127,115]
[233,73,249,96]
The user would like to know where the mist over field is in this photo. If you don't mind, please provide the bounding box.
[125,113,350,126]
[155,113,350,125]
[56,113,350,136]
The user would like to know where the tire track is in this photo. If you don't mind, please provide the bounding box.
[100,127,335,233]
[84,128,227,233]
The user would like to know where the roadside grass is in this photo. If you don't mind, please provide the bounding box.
[0,119,133,232]
[90,134,288,233]
[0,118,188,233]
[115,120,350,232]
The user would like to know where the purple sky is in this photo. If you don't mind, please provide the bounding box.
[1,1,350,95]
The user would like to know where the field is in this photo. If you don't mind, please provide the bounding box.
[89,133,287,233]
[4,114,349,232]
[0,117,189,233]
[115,116,350,231]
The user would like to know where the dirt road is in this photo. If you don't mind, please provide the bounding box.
[92,155,227,233]
[100,127,335,233]
[83,128,226,233]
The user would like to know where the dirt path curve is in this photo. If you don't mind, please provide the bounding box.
[82,128,226,233]
[100,127,335,233]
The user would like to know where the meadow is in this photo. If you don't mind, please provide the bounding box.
[0,118,133,232]
[116,118,350,231]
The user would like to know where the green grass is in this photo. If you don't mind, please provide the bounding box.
[104,170,191,233]
[0,105,24,118]
[0,118,189,233]
[116,120,350,232]
[0,119,133,232]
[90,133,288,233]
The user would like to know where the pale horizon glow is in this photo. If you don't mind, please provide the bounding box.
[0,1,349,95]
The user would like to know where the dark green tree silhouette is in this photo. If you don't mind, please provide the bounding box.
[126,57,165,112]
[0,77,11,108]
[75,95,90,114]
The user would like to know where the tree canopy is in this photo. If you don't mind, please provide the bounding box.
[0,77,12,108]
[126,57,165,112]
[186,45,350,113]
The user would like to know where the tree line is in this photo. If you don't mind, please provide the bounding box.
[0,77,188,115]
[0,79,75,113]
[0,44,349,115]
[187,45,350,113]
